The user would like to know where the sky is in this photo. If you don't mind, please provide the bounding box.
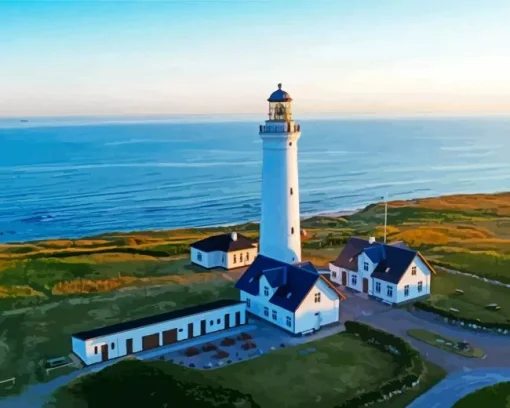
[1,0,510,117]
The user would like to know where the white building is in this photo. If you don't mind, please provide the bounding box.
[72,299,246,366]
[190,232,258,270]
[329,237,435,305]
[236,255,346,335]
[259,83,302,264]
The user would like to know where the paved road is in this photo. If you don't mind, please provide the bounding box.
[408,368,510,408]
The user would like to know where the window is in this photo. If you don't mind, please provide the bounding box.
[246,252,249,261]
[363,262,369,271]
[418,281,423,293]
[111,343,115,350]
[222,255,225,263]
[286,316,292,327]
[404,285,410,297]
[272,310,277,321]
[291,227,295,234]
[264,307,269,317]
[351,274,357,286]
[240,252,243,262]
[314,292,321,303]
[210,320,214,326]
[387,285,393,298]
[332,271,337,278]
[94,346,98,355]
[289,142,292,146]
[246,298,251,308]
[233,254,237,264]
[375,282,381,293]
[411,266,417,276]
[217,318,221,324]
[197,252,202,262]
[290,188,293,195]
[178,328,183,332]
[264,286,269,297]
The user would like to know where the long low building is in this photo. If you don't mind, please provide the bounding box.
[72,299,246,366]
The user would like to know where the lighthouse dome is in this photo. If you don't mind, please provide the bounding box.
[267,83,293,102]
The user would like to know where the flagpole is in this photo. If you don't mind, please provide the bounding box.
[384,193,388,243]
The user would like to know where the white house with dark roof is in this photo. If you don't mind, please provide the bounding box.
[329,237,435,305]
[235,254,346,335]
[190,232,258,270]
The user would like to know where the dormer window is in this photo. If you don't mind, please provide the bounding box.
[264,286,269,297]
[349,257,353,263]
[363,262,369,271]
[286,292,292,299]
[385,267,390,273]
[249,277,254,283]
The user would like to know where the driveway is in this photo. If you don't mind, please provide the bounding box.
[408,368,510,408]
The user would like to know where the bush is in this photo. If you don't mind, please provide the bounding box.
[184,347,200,357]
[241,341,257,350]
[237,332,253,341]
[220,337,236,346]
[415,302,510,331]
[201,343,218,352]
[335,321,425,407]
[214,349,229,359]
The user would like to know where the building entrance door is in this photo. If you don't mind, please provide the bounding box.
[363,278,369,293]
[101,344,108,362]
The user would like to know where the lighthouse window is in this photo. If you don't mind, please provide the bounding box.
[289,142,292,146]
[291,227,295,234]
[290,188,293,195]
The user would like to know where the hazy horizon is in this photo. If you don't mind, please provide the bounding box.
[2,0,510,117]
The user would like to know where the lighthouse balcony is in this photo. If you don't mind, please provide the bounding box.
[260,123,301,134]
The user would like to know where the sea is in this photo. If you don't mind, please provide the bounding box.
[0,116,509,243]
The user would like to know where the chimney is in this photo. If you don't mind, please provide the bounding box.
[368,236,376,244]
[230,231,238,241]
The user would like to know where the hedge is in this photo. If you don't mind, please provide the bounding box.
[415,302,510,331]
[335,321,425,408]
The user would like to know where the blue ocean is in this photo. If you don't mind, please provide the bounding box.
[0,117,509,243]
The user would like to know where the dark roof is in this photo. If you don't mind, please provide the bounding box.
[330,237,380,271]
[235,255,320,312]
[331,237,421,284]
[190,232,256,253]
[268,83,293,102]
[293,261,319,274]
[72,299,243,341]
[370,245,417,284]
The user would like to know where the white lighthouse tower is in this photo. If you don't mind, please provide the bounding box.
[259,83,302,264]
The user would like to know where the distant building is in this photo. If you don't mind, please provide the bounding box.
[72,299,246,366]
[190,232,258,270]
[236,255,346,335]
[329,237,435,305]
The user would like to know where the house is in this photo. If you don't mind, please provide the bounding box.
[329,237,435,305]
[190,231,258,270]
[72,299,246,366]
[235,254,346,335]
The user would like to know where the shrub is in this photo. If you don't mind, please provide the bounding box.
[184,347,200,357]
[214,349,229,359]
[220,337,235,346]
[241,341,257,350]
[237,332,253,341]
[201,343,217,352]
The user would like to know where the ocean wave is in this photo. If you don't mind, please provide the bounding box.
[440,144,503,152]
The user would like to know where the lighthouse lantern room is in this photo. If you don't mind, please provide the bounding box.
[259,83,302,264]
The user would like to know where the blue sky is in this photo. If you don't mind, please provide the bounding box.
[1,0,509,117]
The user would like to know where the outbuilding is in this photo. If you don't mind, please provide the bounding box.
[190,231,258,270]
[72,299,246,366]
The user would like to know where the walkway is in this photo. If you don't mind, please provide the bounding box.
[408,368,510,408]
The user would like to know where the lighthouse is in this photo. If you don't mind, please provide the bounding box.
[259,83,302,264]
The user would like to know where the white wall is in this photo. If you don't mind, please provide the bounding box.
[191,247,257,270]
[329,263,342,284]
[74,303,246,366]
[226,248,258,269]
[72,337,86,363]
[372,278,397,303]
[259,123,302,264]
[395,256,431,303]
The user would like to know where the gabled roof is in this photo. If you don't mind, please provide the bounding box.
[235,255,327,312]
[72,299,243,341]
[363,245,386,264]
[370,245,418,284]
[263,266,288,288]
[388,241,409,250]
[191,233,256,253]
[293,261,319,274]
[330,237,380,271]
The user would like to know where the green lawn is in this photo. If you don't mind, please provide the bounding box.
[0,279,237,394]
[407,329,485,358]
[49,333,401,408]
[453,381,510,408]
[374,361,447,408]
[425,270,510,323]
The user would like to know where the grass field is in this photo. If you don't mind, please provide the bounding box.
[453,381,510,408]
[49,333,401,408]
[407,329,485,358]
